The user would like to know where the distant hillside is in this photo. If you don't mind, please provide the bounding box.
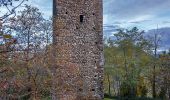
[104,27,170,51]
[146,27,170,51]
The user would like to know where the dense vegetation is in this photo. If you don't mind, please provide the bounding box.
[104,27,170,100]
[1,4,53,99]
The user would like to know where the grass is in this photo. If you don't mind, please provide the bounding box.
[104,98,115,100]
[41,96,51,100]
[104,97,162,100]
[104,94,162,100]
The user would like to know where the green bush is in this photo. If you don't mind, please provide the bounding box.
[120,82,137,98]
[141,85,148,97]
[158,87,166,99]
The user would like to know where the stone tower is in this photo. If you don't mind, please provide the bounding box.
[53,0,103,99]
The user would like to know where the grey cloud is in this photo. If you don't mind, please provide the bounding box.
[104,25,119,38]
[104,25,119,33]
[112,21,127,25]
[162,21,170,24]
[146,27,170,50]
[129,20,152,24]
[104,25,119,29]
[104,0,170,19]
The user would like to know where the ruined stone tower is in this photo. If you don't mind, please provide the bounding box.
[53,0,103,99]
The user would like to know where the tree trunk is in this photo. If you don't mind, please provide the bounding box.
[152,33,158,98]
[152,65,156,98]
[107,73,111,96]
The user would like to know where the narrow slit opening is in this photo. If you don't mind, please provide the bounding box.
[80,15,84,23]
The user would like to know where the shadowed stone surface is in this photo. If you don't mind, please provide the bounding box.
[53,0,103,99]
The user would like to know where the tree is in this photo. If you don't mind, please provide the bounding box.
[157,50,170,99]
[0,0,27,55]
[152,33,160,98]
[0,0,28,21]
[1,5,52,99]
[40,19,52,45]
[114,27,147,78]
[10,5,44,54]
[103,27,152,98]
[112,27,151,97]
[147,31,161,98]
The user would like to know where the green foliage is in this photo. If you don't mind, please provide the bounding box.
[158,87,166,99]
[141,85,147,97]
[120,82,131,97]
[104,27,153,98]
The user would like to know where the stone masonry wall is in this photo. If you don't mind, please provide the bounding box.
[53,0,103,99]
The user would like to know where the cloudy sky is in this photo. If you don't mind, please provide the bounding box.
[26,0,170,30]
[26,0,170,31]
[1,0,170,49]
[1,0,170,30]
[30,0,170,50]
[103,0,170,37]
